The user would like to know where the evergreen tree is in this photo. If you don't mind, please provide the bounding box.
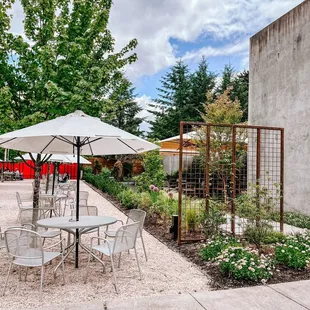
[216,64,235,94]
[231,70,249,122]
[148,60,192,140]
[103,74,143,136]
[190,56,216,113]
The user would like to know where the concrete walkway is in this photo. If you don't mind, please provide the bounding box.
[40,279,310,309]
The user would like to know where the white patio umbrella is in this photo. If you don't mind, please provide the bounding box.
[15,153,91,164]
[0,110,158,267]
[15,153,91,194]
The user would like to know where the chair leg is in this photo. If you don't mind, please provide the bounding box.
[134,248,142,280]
[2,261,13,296]
[118,253,122,268]
[61,253,65,285]
[84,252,91,284]
[25,267,28,281]
[110,255,118,293]
[140,235,148,261]
[40,265,44,300]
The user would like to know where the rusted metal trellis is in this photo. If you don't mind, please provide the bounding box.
[177,122,284,245]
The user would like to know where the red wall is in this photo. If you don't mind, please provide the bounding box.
[1,161,78,179]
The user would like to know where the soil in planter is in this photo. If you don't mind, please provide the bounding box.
[86,182,310,290]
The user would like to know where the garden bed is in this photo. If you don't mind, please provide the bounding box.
[86,181,310,290]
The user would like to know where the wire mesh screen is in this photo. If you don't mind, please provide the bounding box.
[178,122,284,244]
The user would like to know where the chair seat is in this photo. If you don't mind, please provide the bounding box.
[92,241,129,256]
[39,230,61,238]
[14,250,60,267]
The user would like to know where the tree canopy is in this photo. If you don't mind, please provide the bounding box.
[0,0,138,134]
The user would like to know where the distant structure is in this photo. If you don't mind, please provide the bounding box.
[249,0,310,214]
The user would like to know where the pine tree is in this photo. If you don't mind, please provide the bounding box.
[103,74,143,136]
[148,60,192,140]
[190,56,216,114]
[216,64,235,94]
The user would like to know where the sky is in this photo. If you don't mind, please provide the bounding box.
[9,0,303,132]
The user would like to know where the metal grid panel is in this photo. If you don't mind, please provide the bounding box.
[178,122,284,244]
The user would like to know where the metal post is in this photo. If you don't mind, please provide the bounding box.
[205,125,210,214]
[177,122,184,246]
[75,136,81,268]
[256,128,261,226]
[231,126,237,235]
[280,129,284,232]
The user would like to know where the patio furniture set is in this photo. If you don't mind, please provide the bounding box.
[1,181,148,299]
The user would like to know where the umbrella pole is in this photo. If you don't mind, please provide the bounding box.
[75,137,81,268]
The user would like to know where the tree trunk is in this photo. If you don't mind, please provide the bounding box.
[32,154,42,225]
[45,162,51,194]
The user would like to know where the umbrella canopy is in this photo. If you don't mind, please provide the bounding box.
[0,110,158,268]
[0,110,157,155]
[15,153,91,164]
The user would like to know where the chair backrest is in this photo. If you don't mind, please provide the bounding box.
[4,228,43,261]
[78,205,98,216]
[39,196,55,209]
[113,222,140,253]
[127,209,146,231]
[79,191,89,206]
[20,208,48,227]
[16,192,22,208]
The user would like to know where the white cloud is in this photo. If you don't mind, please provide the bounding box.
[136,95,159,132]
[8,0,302,81]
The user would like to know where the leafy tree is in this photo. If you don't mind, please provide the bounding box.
[148,60,192,140]
[0,0,138,209]
[102,73,143,136]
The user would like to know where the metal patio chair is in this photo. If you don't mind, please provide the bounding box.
[85,221,142,293]
[16,192,32,222]
[2,227,65,299]
[105,209,148,261]
[20,208,62,245]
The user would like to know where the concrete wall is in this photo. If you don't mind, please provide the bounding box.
[249,0,310,214]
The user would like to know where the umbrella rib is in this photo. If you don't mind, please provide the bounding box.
[117,138,137,153]
[59,136,74,145]
[81,137,102,146]
[41,136,57,153]
[86,138,94,156]
[0,137,17,146]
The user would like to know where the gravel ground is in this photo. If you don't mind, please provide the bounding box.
[0,180,209,309]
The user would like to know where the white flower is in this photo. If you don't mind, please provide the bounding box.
[281,249,285,253]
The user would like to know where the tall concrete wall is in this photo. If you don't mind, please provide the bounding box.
[249,0,310,215]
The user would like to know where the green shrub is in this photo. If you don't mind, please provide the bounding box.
[202,201,226,238]
[275,234,310,269]
[152,192,178,218]
[117,189,140,209]
[137,192,153,211]
[244,223,273,251]
[263,231,286,244]
[200,235,239,262]
[218,246,274,282]
[135,148,166,191]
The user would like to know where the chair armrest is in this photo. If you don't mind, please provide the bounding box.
[105,219,124,231]
[90,237,112,252]
[44,238,66,251]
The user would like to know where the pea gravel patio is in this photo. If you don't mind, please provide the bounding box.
[0,180,209,309]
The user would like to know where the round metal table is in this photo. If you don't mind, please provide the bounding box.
[37,216,117,269]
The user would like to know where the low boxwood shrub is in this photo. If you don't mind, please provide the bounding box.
[217,246,274,282]
[275,234,310,269]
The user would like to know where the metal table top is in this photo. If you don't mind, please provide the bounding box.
[37,216,117,230]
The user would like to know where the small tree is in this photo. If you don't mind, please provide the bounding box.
[199,89,244,205]
[135,149,166,191]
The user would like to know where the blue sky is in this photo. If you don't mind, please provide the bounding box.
[9,0,304,132]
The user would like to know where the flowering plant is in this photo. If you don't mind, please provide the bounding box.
[200,235,239,262]
[275,234,310,269]
[217,246,274,282]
